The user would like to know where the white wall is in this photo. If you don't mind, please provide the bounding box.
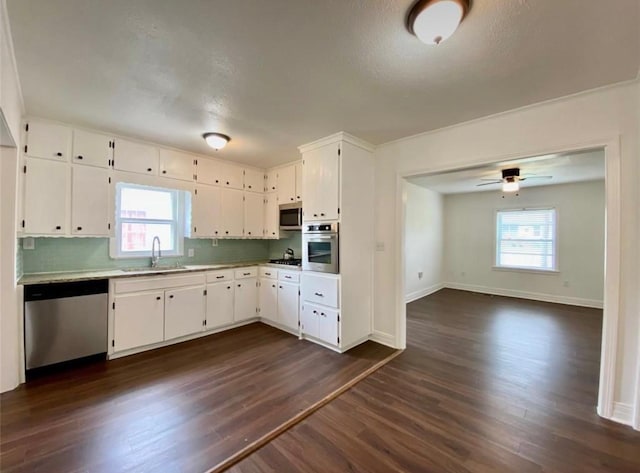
[443,181,605,307]
[0,0,24,392]
[374,81,639,408]
[404,182,443,302]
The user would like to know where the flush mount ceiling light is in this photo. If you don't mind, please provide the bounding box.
[203,132,230,150]
[502,179,520,193]
[408,0,470,45]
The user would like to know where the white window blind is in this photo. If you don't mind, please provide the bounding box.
[495,208,557,271]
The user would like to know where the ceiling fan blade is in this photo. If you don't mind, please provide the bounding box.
[476,181,501,187]
[521,176,552,180]
[479,178,502,181]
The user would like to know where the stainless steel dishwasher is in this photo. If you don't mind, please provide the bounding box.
[24,279,109,372]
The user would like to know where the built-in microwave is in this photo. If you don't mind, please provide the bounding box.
[279,203,303,230]
[302,222,339,274]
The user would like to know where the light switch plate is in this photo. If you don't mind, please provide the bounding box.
[188,248,195,257]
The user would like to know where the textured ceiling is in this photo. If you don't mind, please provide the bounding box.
[407,149,605,194]
[7,0,639,167]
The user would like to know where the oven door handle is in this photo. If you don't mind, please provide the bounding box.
[306,235,335,240]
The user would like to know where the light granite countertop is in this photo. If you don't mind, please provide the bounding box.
[18,261,301,285]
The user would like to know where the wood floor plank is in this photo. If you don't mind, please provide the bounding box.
[230,289,640,473]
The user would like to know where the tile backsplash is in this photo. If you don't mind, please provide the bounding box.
[268,231,302,259]
[20,238,270,274]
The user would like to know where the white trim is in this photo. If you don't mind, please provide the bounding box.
[1,0,26,114]
[611,402,634,426]
[298,132,375,154]
[369,330,396,348]
[443,282,603,309]
[405,283,444,303]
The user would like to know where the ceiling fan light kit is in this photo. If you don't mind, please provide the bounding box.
[408,0,470,45]
[203,132,231,150]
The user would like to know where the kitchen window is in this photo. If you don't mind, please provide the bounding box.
[495,208,557,272]
[112,183,187,258]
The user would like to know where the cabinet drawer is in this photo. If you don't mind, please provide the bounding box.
[279,271,300,283]
[113,273,205,294]
[301,273,339,308]
[206,269,234,283]
[235,267,258,279]
[259,267,278,279]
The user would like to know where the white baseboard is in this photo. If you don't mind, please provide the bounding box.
[405,283,445,303]
[369,330,396,348]
[443,282,604,309]
[611,402,633,426]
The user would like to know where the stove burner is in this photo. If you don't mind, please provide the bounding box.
[269,258,302,266]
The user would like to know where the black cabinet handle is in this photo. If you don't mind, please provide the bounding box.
[225,231,229,234]
[216,275,224,279]
[320,213,325,217]
[313,214,318,217]
[237,284,241,287]
[248,185,252,189]
[265,272,271,276]
[215,179,219,183]
[248,231,251,235]
[285,275,292,279]
[227,286,231,290]
[321,312,325,317]
[279,286,283,289]
[169,295,174,299]
[226,181,230,185]
[215,231,218,235]
[77,155,83,160]
[290,198,294,201]
[162,170,167,174]
[56,152,63,157]
[55,225,61,230]
[156,296,161,300]
[314,292,324,297]
[313,310,317,314]
[297,196,300,199]
[76,226,82,231]
[243,272,251,276]
[272,284,276,288]
[147,168,152,172]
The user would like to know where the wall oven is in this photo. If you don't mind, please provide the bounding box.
[279,203,302,230]
[302,222,339,274]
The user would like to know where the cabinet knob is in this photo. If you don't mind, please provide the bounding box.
[215,231,218,235]
[320,213,325,217]
[313,310,317,314]
[169,295,174,299]
[290,198,294,201]
[55,225,62,230]
[272,284,276,288]
[248,231,251,235]
[226,181,230,185]
[248,185,252,189]
[77,155,83,160]
[297,196,300,199]
[56,152,63,157]
[313,214,318,217]
[162,170,167,174]
[279,286,283,289]
[237,284,241,287]
[225,231,229,234]
[156,296,161,300]
[215,179,219,183]
[147,168,152,172]
[227,286,231,289]
[76,226,82,231]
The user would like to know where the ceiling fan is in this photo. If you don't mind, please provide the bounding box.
[477,167,552,192]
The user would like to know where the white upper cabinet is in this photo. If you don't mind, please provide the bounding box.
[25,120,72,162]
[265,169,278,193]
[295,162,303,202]
[244,192,264,238]
[71,165,111,236]
[277,164,296,204]
[263,194,279,239]
[196,158,243,189]
[72,129,112,168]
[222,162,244,190]
[159,149,195,181]
[22,157,69,235]
[192,185,222,238]
[244,168,264,193]
[302,142,339,221]
[113,138,159,175]
[220,188,244,237]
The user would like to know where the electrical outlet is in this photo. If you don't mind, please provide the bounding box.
[418,271,423,279]
[188,248,195,257]
[211,239,218,247]
[22,237,35,250]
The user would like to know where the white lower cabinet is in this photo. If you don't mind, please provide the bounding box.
[234,278,258,321]
[206,281,235,328]
[300,302,340,345]
[259,279,278,323]
[113,291,165,352]
[277,282,299,331]
[164,285,205,340]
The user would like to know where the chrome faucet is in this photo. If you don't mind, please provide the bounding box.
[151,236,161,268]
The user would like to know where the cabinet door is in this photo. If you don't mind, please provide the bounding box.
[300,303,319,339]
[164,285,205,340]
[197,158,224,186]
[244,192,264,238]
[159,149,195,181]
[206,282,235,328]
[113,291,164,352]
[72,129,112,168]
[234,278,258,321]
[317,306,339,345]
[244,168,264,192]
[302,143,339,221]
[263,194,279,239]
[221,188,244,237]
[277,164,296,204]
[113,138,159,175]
[259,279,278,323]
[222,163,244,190]
[265,169,278,193]
[25,120,71,162]
[277,282,299,331]
[71,165,111,236]
[23,157,69,235]
[295,162,303,202]
[192,185,222,237]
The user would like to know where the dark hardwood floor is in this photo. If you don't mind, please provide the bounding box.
[230,289,640,473]
[0,323,395,473]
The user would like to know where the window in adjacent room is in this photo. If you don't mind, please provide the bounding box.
[112,182,188,258]
[495,208,557,271]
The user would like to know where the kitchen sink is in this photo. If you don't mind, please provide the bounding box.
[120,265,188,273]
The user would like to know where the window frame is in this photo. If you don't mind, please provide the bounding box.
[111,182,186,259]
[493,207,559,274]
